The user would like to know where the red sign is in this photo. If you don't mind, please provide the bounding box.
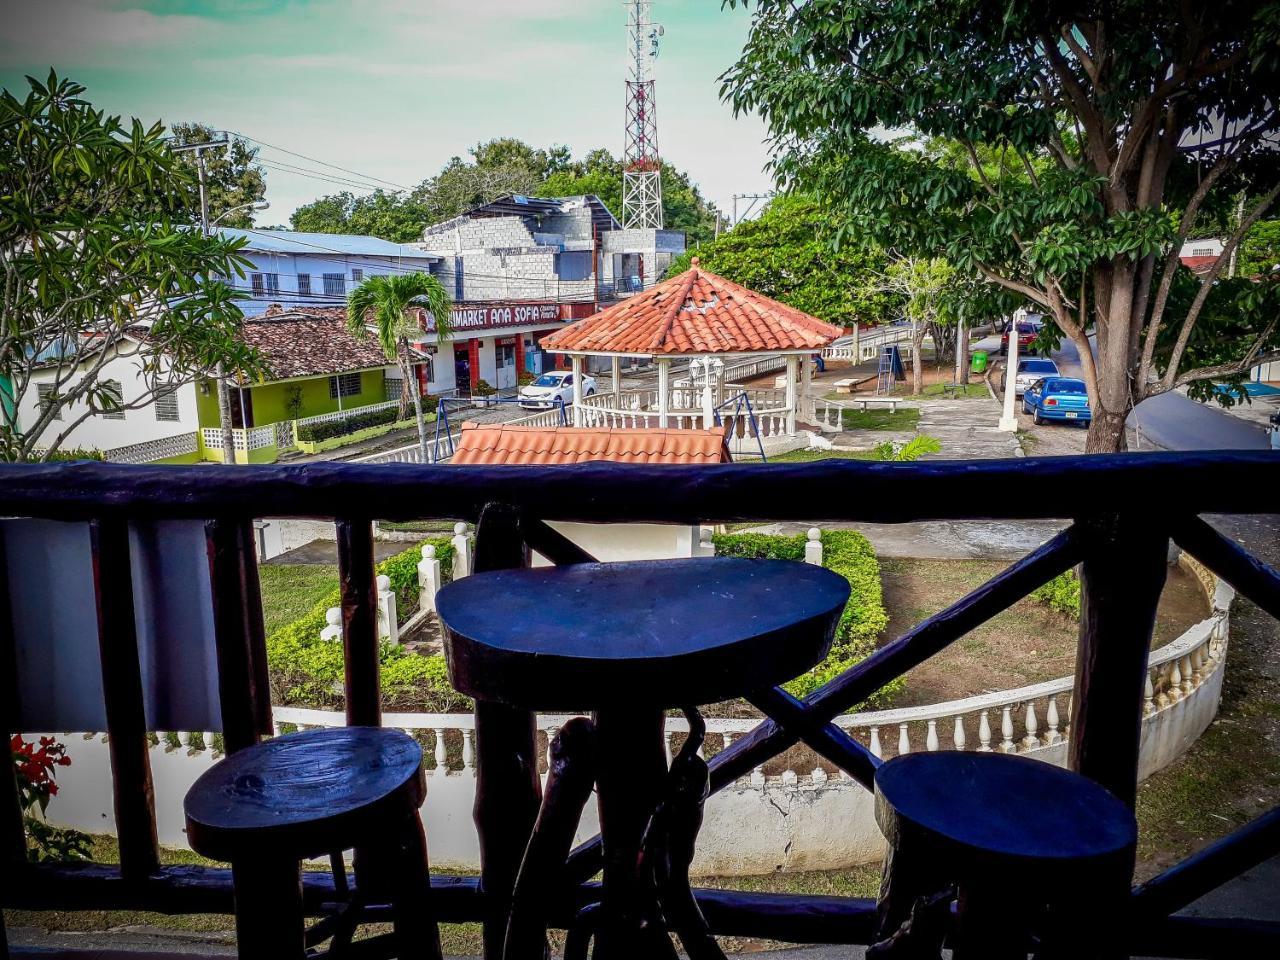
[440,302,562,332]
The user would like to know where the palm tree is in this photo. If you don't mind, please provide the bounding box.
[347,272,453,461]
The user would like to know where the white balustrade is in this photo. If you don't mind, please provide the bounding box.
[804,528,823,566]
[451,522,472,579]
[418,544,442,613]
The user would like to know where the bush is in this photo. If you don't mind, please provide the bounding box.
[297,406,402,443]
[34,447,105,462]
[517,371,537,386]
[265,537,467,712]
[1031,570,1081,618]
[472,379,496,397]
[711,530,898,710]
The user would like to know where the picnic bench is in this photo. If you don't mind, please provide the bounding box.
[832,375,878,394]
[846,397,902,412]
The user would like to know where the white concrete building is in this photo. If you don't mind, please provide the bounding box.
[216,228,440,317]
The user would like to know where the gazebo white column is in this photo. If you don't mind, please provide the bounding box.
[611,356,621,406]
[785,355,799,435]
[800,354,814,423]
[657,357,671,428]
[571,355,584,427]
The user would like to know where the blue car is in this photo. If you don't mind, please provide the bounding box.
[1022,376,1091,426]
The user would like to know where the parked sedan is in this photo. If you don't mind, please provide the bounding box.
[1013,357,1060,396]
[1000,321,1042,356]
[518,371,597,409]
[1022,377,1091,426]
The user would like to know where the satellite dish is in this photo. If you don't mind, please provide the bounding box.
[657,24,664,36]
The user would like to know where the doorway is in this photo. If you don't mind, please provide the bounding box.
[496,338,518,390]
[453,345,471,398]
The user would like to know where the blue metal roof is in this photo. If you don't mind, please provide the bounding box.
[218,228,437,260]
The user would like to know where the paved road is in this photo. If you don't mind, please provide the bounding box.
[978,332,1272,451]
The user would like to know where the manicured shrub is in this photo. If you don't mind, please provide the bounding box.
[472,379,496,397]
[265,537,465,712]
[297,406,401,443]
[1031,570,1081,618]
[711,529,898,710]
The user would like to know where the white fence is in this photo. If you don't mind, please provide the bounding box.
[37,554,1232,876]
[200,425,275,453]
[103,431,199,464]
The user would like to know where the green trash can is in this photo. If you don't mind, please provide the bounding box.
[971,350,989,374]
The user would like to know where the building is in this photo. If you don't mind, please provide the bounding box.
[216,228,440,317]
[450,422,726,561]
[412,195,685,395]
[1179,237,1224,276]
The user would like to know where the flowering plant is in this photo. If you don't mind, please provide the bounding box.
[10,734,91,862]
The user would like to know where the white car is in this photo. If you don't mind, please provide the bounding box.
[1013,357,1060,396]
[518,371,596,409]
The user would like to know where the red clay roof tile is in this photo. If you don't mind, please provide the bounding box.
[540,258,842,355]
[450,425,731,465]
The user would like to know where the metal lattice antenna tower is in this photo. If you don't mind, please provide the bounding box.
[622,1,663,229]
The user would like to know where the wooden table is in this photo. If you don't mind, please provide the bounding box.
[437,557,851,960]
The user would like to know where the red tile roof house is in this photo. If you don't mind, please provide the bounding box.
[452,423,729,561]
[537,257,842,458]
[197,307,424,463]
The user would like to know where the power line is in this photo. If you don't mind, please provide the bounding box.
[256,160,392,195]
[232,131,411,192]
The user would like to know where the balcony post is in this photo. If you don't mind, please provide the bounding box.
[571,355,584,427]
[1071,514,1169,807]
[611,355,621,406]
[785,355,799,435]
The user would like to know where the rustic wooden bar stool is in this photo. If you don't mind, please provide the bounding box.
[437,556,851,960]
[184,726,442,960]
[871,751,1138,959]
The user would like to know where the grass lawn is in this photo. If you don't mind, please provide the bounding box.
[919,382,989,399]
[840,407,921,431]
[766,448,879,463]
[257,564,339,636]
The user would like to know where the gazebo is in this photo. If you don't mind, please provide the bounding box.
[539,257,842,437]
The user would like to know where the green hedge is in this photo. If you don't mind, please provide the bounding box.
[266,537,471,713]
[712,529,898,710]
[296,397,438,443]
[1031,570,1081,618]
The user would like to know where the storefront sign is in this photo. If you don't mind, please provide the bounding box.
[439,302,562,332]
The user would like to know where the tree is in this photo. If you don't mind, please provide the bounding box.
[347,273,453,461]
[723,1,1280,452]
[0,72,261,462]
[168,122,266,229]
[1239,219,1280,278]
[880,257,954,395]
[665,194,899,327]
[291,189,428,243]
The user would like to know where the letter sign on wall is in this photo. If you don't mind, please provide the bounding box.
[435,302,562,332]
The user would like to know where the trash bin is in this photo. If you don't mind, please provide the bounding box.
[971,350,989,374]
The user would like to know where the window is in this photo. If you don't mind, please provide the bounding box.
[155,385,180,422]
[36,383,61,421]
[100,380,125,419]
[556,250,592,281]
[297,273,311,297]
[329,373,362,399]
[351,268,364,283]
[251,273,264,295]
[1192,247,1215,257]
[263,273,279,295]
[323,273,345,296]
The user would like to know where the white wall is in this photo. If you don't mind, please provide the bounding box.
[533,522,697,565]
[18,346,199,454]
[236,250,438,317]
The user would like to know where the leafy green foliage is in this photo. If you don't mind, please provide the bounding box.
[1239,219,1280,278]
[665,195,897,326]
[712,530,899,710]
[266,540,470,712]
[290,190,430,244]
[295,402,433,443]
[0,73,263,461]
[1031,571,1082,619]
[10,735,92,862]
[167,122,266,229]
[720,1,1280,449]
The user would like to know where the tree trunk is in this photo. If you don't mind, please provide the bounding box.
[1086,408,1128,454]
[216,364,236,465]
[911,321,925,395]
[401,340,430,462]
[955,321,969,385]
[1084,263,1139,454]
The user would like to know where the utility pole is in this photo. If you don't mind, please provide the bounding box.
[171,136,238,462]
[730,192,774,227]
[999,308,1024,432]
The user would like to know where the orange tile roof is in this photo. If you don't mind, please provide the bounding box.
[450,425,731,465]
[540,257,842,355]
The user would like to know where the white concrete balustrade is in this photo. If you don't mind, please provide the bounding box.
[38,571,1232,875]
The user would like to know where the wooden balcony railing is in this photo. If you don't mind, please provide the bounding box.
[2,453,1279,959]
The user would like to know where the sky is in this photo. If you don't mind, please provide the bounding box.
[1,0,776,227]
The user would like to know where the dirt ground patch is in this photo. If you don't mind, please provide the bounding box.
[881,557,1210,707]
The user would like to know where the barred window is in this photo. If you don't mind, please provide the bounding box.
[36,383,62,421]
[329,373,362,399]
[100,380,125,419]
[155,386,180,422]
[323,273,345,296]
[251,273,264,295]
[297,273,311,297]
[351,268,364,283]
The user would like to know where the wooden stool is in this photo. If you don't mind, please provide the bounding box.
[184,727,441,960]
[438,557,851,960]
[872,751,1137,959]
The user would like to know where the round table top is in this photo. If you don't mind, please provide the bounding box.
[184,727,424,862]
[874,752,1137,874]
[436,558,851,710]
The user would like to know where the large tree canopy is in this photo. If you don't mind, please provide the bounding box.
[0,74,260,461]
[291,139,722,245]
[723,0,1280,451]
[168,122,267,229]
[665,194,899,328]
